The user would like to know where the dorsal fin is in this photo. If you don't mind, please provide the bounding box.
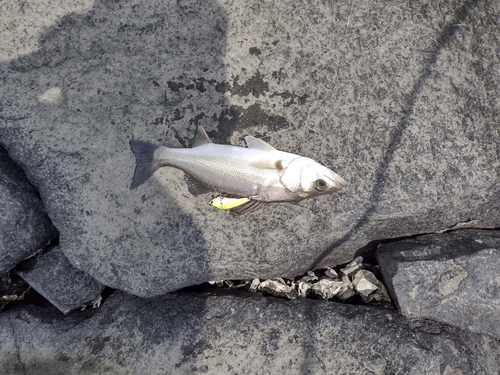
[244,136,276,151]
[193,126,213,147]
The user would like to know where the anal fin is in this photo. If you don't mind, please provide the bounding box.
[230,200,267,216]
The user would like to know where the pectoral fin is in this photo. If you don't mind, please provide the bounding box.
[184,174,214,195]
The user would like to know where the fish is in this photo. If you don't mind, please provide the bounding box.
[210,196,251,210]
[129,126,347,215]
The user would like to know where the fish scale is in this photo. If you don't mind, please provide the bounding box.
[158,145,285,197]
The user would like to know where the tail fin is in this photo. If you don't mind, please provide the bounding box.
[129,140,161,190]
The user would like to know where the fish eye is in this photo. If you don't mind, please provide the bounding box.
[314,179,327,192]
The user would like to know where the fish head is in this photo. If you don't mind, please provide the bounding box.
[280,157,347,199]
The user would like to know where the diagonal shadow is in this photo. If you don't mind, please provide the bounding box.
[300,3,479,374]
[309,0,476,270]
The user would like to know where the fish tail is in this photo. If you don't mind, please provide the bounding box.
[129,140,161,189]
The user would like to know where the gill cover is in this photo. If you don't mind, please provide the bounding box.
[278,157,311,195]
[279,157,347,198]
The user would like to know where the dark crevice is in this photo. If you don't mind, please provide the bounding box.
[355,226,500,264]
[1,237,59,312]
[22,228,500,313]
[99,287,117,305]
[175,225,500,311]
[5,227,499,314]
[1,235,117,315]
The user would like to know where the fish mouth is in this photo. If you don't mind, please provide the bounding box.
[337,176,348,187]
[330,173,347,190]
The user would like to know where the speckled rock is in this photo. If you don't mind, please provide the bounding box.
[377,229,500,340]
[0,145,57,274]
[0,0,499,296]
[15,246,105,314]
[1,290,500,375]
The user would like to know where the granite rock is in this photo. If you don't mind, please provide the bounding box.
[376,229,500,340]
[0,0,499,296]
[0,145,57,274]
[15,246,105,314]
[1,290,500,375]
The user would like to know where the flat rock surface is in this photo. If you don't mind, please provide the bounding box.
[1,290,500,375]
[0,145,57,274]
[15,246,105,314]
[377,229,500,340]
[0,0,499,296]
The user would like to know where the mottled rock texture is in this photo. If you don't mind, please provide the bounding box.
[1,290,500,375]
[377,229,500,340]
[15,246,104,314]
[0,145,57,274]
[0,0,499,296]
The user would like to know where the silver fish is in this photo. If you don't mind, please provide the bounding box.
[129,126,347,215]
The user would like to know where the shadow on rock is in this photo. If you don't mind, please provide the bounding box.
[0,0,230,296]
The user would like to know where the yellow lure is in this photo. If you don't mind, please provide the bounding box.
[209,196,250,210]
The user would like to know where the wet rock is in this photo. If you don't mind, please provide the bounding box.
[1,290,499,374]
[0,146,57,274]
[376,229,500,340]
[15,246,105,314]
[1,0,500,296]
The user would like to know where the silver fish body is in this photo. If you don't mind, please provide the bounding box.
[129,126,346,213]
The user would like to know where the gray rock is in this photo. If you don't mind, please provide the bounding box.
[324,267,338,279]
[340,256,364,277]
[15,246,105,314]
[297,270,319,284]
[376,229,500,340]
[257,278,298,299]
[209,259,392,306]
[309,278,345,300]
[351,269,390,304]
[1,0,499,296]
[1,291,499,374]
[0,145,57,274]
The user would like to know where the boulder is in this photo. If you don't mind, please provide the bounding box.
[0,0,499,296]
[15,246,105,314]
[376,229,500,340]
[1,290,499,374]
[0,145,57,274]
